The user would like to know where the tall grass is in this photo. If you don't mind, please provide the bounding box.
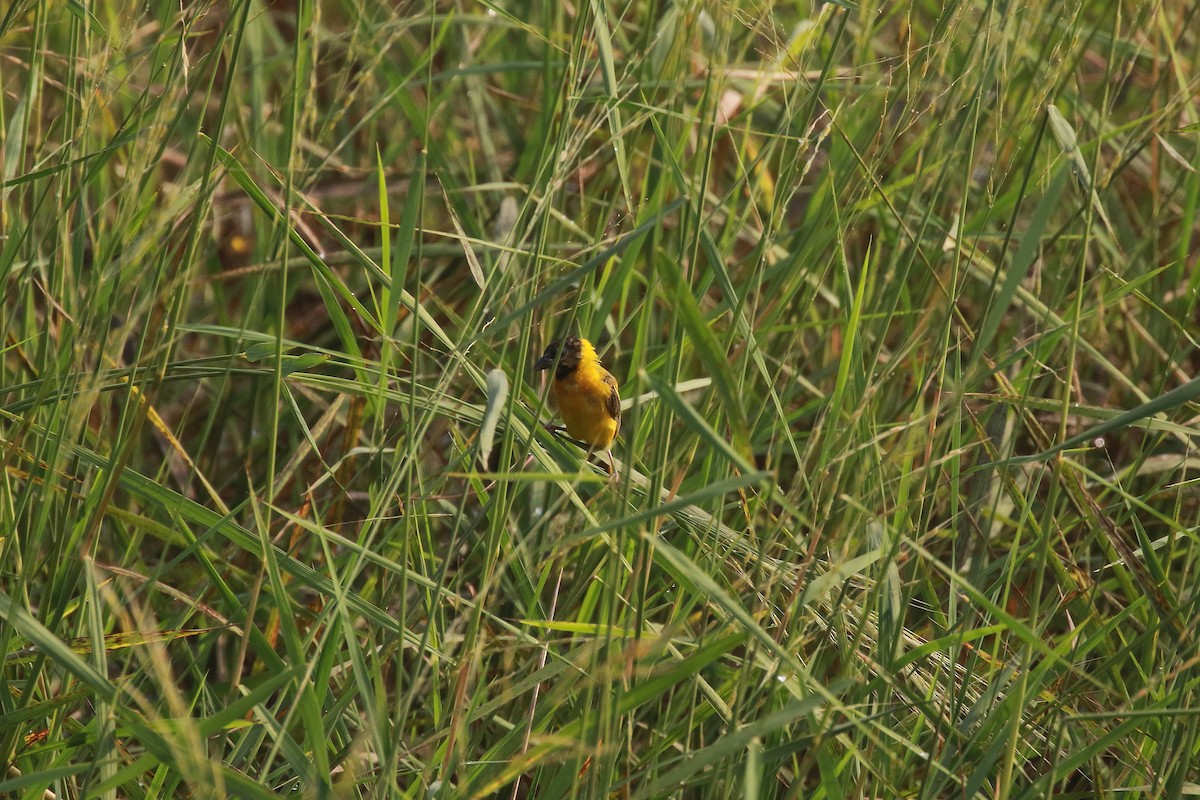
[2,0,1199,797]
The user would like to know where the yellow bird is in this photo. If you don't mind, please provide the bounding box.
[534,336,621,477]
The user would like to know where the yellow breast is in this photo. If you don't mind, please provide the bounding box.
[551,367,619,449]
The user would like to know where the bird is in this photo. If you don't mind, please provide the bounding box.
[534,336,621,478]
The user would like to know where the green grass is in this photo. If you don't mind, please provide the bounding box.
[2,0,1200,797]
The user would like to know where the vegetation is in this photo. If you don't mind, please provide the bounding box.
[2,0,1199,796]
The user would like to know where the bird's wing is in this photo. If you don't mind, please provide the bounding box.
[603,372,621,424]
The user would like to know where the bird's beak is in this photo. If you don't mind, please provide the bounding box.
[534,353,554,371]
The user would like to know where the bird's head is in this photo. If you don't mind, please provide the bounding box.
[534,336,586,377]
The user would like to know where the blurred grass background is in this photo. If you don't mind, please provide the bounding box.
[2,0,1200,797]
